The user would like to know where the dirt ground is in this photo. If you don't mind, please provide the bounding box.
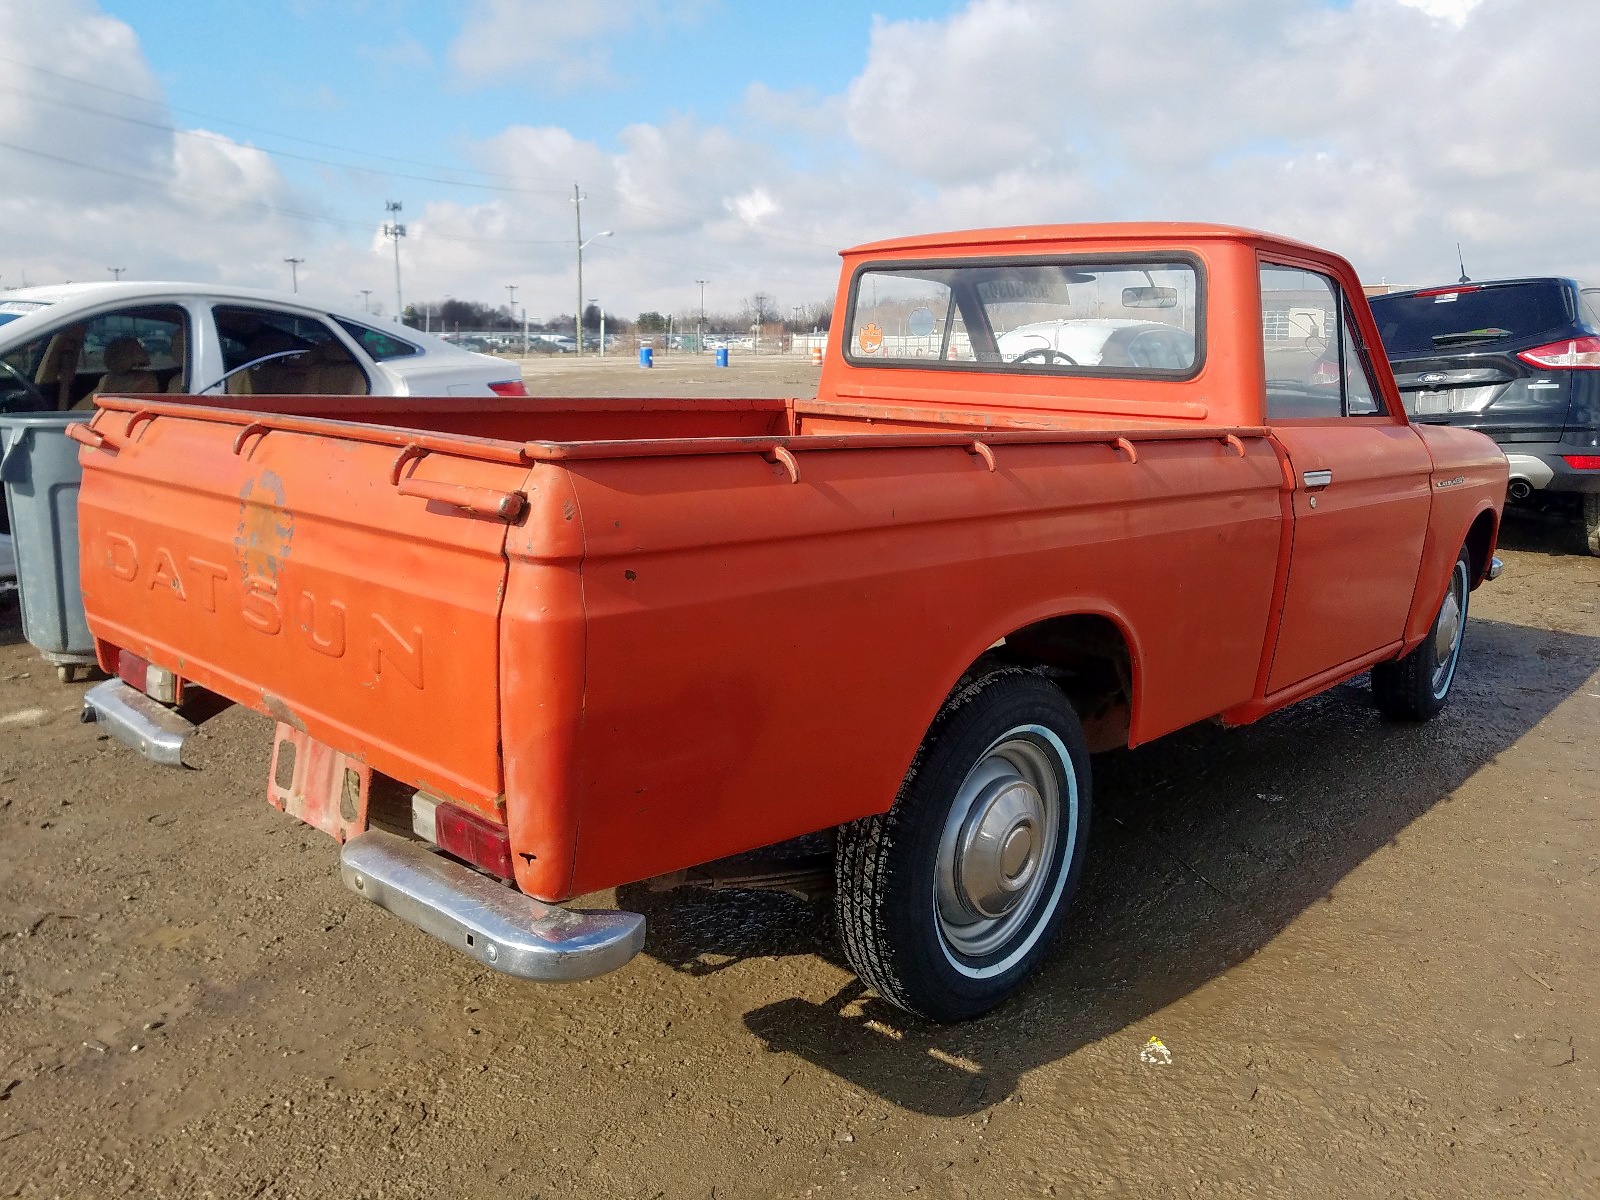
[1,357,1597,1198]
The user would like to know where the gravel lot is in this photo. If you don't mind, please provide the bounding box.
[1,357,1596,1198]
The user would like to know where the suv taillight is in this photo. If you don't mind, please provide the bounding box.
[488,379,529,397]
[1516,336,1600,369]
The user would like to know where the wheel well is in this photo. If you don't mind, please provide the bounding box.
[980,614,1134,753]
[1464,510,1498,586]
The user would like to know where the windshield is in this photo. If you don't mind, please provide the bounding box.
[1370,281,1574,356]
[0,300,50,328]
[846,257,1200,376]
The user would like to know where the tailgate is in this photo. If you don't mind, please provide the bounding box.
[76,404,534,807]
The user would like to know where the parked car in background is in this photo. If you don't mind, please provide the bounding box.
[0,281,528,588]
[1370,278,1600,554]
[995,318,1196,370]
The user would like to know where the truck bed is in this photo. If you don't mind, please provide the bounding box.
[79,390,1283,899]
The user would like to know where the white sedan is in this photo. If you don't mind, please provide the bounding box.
[0,281,528,587]
[995,318,1196,371]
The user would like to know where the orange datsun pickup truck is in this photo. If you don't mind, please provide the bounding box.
[72,224,1507,1021]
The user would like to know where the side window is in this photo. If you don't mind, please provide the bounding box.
[1340,297,1384,416]
[211,306,368,396]
[1261,265,1384,420]
[0,306,186,411]
[335,318,420,361]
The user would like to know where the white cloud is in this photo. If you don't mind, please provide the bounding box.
[447,0,705,88]
[1395,0,1484,22]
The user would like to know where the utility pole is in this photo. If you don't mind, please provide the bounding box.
[107,266,125,281]
[384,200,406,323]
[360,289,372,313]
[284,257,304,293]
[573,184,585,355]
[753,292,769,353]
[695,279,707,352]
[505,284,517,325]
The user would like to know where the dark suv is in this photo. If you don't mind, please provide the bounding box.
[1369,278,1600,554]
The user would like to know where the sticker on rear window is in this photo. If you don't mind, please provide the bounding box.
[1433,293,1459,304]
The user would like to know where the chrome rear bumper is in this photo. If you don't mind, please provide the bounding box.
[339,829,646,982]
[81,678,195,767]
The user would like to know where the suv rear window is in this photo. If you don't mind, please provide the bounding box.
[1371,282,1574,356]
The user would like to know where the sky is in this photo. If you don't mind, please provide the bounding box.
[0,0,1591,325]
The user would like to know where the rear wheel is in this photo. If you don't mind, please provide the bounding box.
[834,669,1091,1022]
[1372,545,1471,720]
[1581,493,1599,557]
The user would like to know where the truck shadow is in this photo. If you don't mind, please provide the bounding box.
[624,616,1598,1115]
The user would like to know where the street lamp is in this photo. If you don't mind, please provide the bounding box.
[107,266,125,281]
[284,257,304,293]
[575,230,612,356]
[360,289,372,313]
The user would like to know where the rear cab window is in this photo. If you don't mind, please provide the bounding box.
[844,256,1202,378]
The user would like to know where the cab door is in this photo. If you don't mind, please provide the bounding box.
[1260,263,1433,693]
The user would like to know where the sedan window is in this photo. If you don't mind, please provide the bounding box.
[336,319,421,361]
[0,306,185,411]
[211,306,368,396]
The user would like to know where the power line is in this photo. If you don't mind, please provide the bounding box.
[0,53,847,251]
[0,139,570,247]
[0,81,574,197]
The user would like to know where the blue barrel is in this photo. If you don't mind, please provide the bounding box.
[0,412,96,671]
[715,347,729,368]
[639,346,653,368]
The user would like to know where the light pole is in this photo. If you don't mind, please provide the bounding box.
[572,185,614,356]
[107,266,125,281]
[695,278,707,352]
[575,232,612,355]
[284,257,304,293]
[360,289,372,313]
[383,200,406,323]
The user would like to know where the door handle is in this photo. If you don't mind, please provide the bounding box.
[1302,469,1333,488]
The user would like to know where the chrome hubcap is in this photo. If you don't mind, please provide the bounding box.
[936,734,1062,960]
[1430,563,1468,697]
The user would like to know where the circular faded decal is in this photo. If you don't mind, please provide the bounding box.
[857,322,884,354]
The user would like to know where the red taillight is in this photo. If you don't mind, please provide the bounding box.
[1516,337,1600,369]
[116,649,149,689]
[114,647,179,703]
[1562,454,1600,470]
[488,379,528,397]
[435,802,515,880]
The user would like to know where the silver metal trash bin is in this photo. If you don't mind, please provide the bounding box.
[0,413,96,679]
